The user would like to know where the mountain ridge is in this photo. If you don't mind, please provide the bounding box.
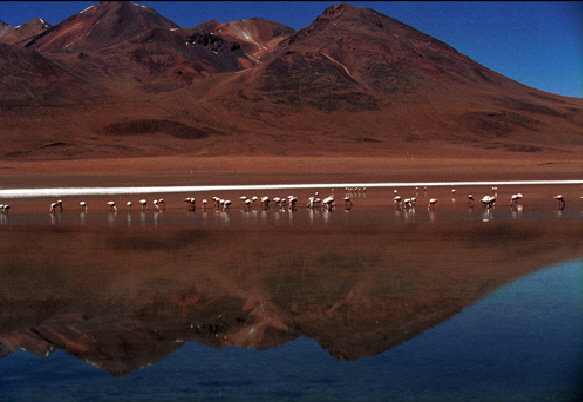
[0,1,581,160]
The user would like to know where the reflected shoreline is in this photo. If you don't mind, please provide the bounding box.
[1,214,582,376]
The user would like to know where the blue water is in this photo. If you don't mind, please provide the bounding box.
[1,259,581,401]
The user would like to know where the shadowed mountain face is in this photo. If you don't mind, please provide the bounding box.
[0,1,581,159]
[0,218,582,375]
[245,4,506,110]
[0,44,109,107]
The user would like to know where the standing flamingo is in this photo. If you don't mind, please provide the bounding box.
[323,196,335,210]
[107,201,117,212]
[138,199,147,211]
[468,195,474,205]
[184,197,196,212]
[481,195,496,209]
[127,201,132,211]
[288,196,298,210]
[80,201,88,211]
[50,200,63,213]
[554,195,566,209]
[428,198,438,208]
[261,196,271,210]
[344,196,353,210]
[509,193,523,205]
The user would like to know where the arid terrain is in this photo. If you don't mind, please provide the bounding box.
[0,2,581,171]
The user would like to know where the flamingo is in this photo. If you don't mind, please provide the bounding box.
[509,193,523,205]
[50,200,63,213]
[323,196,335,210]
[428,198,438,208]
[481,195,496,209]
[307,196,321,209]
[107,201,117,212]
[288,196,298,210]
[279,197,288,209]
[80,201,88,211]
[393,195,402,205]
[184,197,196,211]
[138,199,147,211]
[554,195,566,209]
[127,201,132,211]
[468,195,474,205]
[344,196,353,210]
[0,204,9,214]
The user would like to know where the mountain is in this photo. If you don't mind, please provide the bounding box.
[0,19,14,38]
[0,1,581,160]
[0,17,51,46]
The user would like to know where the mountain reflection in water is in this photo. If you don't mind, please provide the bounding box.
[1,208,581,382]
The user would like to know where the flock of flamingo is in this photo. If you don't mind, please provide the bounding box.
[0,186,577,216]
[392,186,573,211]
[45,192,345,214]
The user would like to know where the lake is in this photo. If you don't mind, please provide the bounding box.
[0,184,582,401]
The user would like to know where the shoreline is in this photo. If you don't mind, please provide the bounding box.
[0,179,582,198]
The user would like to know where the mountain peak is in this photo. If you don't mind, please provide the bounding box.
[28,0,178,52]
[0,17,51,46]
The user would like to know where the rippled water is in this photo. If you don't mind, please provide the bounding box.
[0,185,582,401]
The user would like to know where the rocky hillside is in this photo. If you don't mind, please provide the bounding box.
[0,1,581,159]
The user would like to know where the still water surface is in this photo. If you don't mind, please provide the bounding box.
[0,187,582,401]
[1,259,581,401]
